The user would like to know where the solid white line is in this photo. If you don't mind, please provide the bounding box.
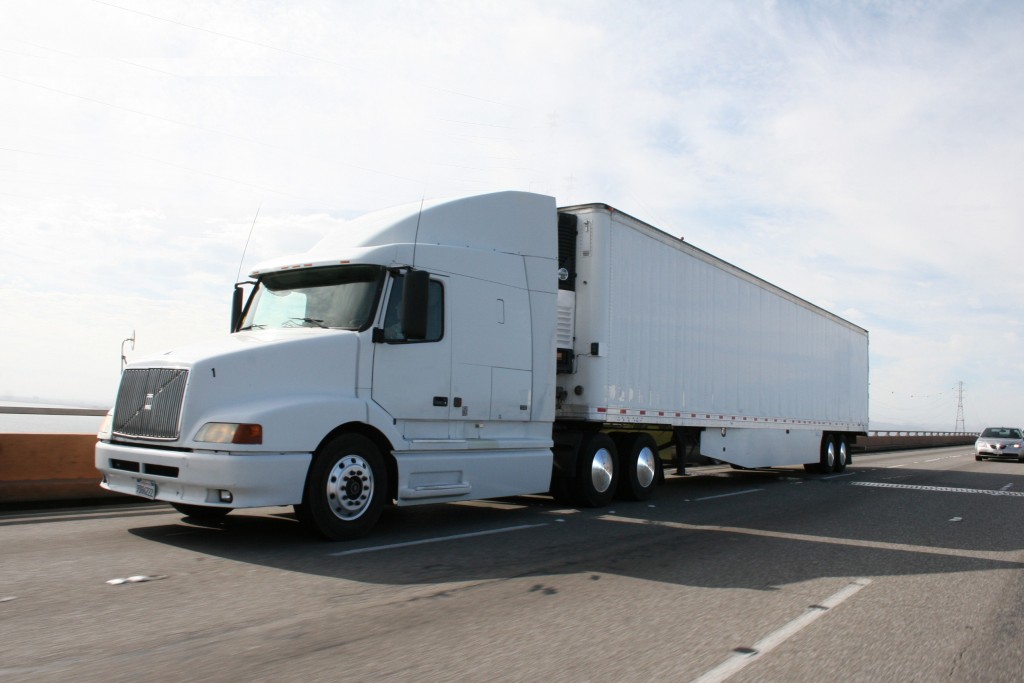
[692,488,764,502]
[821,472,856,480]
[1001,483,1014,491]
[691,579,872,683]
[328,523,547,556]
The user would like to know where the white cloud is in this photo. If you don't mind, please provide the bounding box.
[2,0,1023,430]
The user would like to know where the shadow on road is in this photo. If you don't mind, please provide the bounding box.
[126,462,1024,591]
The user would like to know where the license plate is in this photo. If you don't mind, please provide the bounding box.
[135,478,158,499]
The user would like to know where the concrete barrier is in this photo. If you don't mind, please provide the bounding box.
[0,430,980,507]
[0,433,119,505]
[853,433,976,452]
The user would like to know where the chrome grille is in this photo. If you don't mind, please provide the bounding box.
[113,368,188,440]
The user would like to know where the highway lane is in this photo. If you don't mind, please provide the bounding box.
[2,446,1023,682]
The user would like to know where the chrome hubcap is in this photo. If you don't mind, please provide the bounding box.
[590,447,614,493]
[326,455,374,520]
[636,446,656,488]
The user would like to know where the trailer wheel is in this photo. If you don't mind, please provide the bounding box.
[616,433,659,501]
[573,433,618,507]
[820,435,837,473]
[304,433,387,541]
[834,436,848,472]
[171,503,232,520]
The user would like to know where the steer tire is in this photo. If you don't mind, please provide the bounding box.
[304,433,388,541]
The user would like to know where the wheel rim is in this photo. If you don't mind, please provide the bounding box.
[326,454,375,521]
[590,447,614,493]
[837,441,847,467]
[636,446,657,488]
[825,441,836,469]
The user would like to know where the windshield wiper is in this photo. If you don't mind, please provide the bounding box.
[289,317,328,328]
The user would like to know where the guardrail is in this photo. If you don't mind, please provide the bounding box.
[0,406,109,416]
[855,431,976,452]
[868,431,971,437]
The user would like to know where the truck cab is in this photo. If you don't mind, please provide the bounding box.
[96,192,560,539]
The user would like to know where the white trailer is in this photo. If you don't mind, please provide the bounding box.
[96,191,868,540]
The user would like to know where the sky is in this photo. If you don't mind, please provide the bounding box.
[2,0,1022,431]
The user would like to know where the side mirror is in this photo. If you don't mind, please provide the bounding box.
[231,285,244,333]
[401,270,430,340]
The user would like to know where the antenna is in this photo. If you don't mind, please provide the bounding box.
[120,330,135,372]
[411,196,425,268]
[235,204,261,283]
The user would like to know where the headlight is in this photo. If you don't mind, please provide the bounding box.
[195,422,263,445]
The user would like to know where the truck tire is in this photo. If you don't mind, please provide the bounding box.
[572,432,618,507]
[304,433,387,541]
[616,433,658,501]
[834,436,848,472]
[820,435,837,473]
[171,503,232,520]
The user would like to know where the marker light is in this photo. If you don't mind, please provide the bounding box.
[98,410,114,438]
[195,422,263,445]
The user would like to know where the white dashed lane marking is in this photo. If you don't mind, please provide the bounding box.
[851,481,1024,497]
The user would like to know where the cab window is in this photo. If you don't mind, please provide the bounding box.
[383,274,444,342]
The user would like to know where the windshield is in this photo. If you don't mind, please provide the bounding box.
[239,265,385,331]
[981,428,1022,439]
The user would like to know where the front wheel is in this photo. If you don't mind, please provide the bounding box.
[304,433,388,541]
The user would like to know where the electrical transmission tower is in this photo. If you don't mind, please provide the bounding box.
[954,381,966,433]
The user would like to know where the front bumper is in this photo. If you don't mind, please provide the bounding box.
[976,446,1024,458]
[96,441,311,508]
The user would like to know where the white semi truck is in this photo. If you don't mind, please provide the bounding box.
[96,191,869,540]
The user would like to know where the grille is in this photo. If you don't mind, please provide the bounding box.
[113,368,188,440]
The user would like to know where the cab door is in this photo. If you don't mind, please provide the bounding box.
[371,273,451,439]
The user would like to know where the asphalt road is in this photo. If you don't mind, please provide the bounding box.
[2,446,1023,682]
